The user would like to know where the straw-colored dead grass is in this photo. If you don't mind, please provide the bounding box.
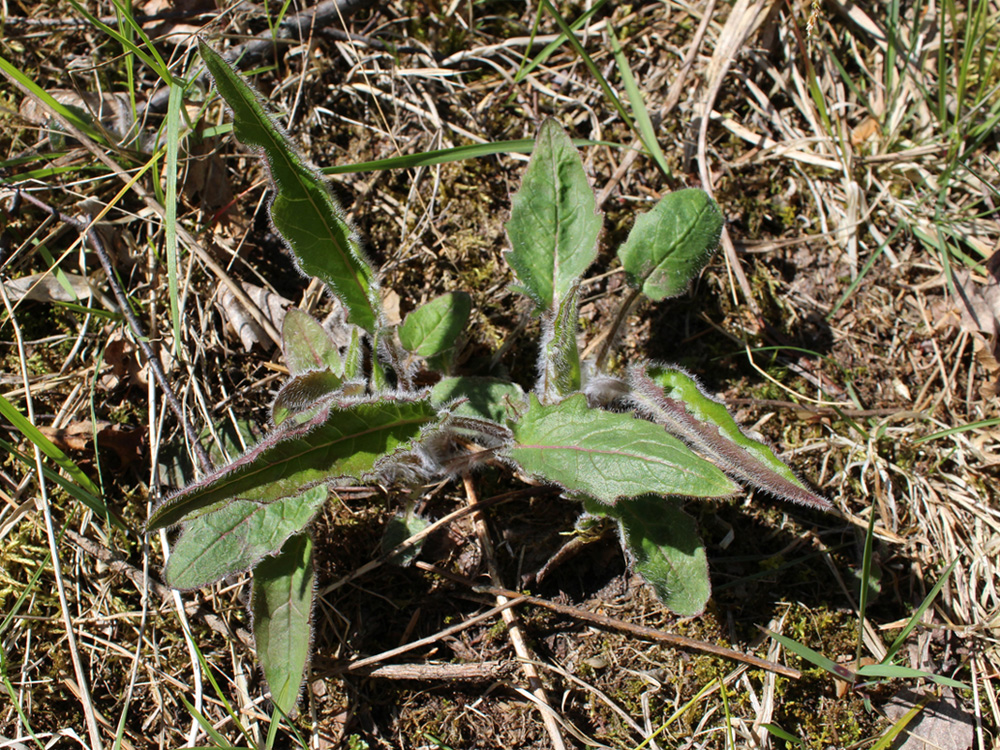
[1,0,998,748]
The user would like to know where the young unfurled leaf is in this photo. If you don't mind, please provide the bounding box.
[507,394,738,504]
[253,533,314,715]
[272,370,344,425]
[344,327,363,380]
[199,41,381,332]
[148,397,438,531]
[430,376,527,424]
[399,292,472,357]
[586,495,710,616]
[629,365,830,509]
[617,188,723,301]
[165,486,328,590]
[282,308,343,376]
[538,284,582,400]
[505,119,602,311]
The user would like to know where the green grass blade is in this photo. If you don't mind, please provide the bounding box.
[855,662,966,688]
[882,559,958,663]
[509,0,610,90]
[0,55,107,143]
[540,0,633,130]
[0,395,102,500]
[913,417,1000,444]
[0,437,126,530]
[164,82,184,353]
[607,23,670,178]
[321,137,625,175]
[868,696,929,750]
[855,510,877,667]
[764,628,855,682]
[69,0,172,83]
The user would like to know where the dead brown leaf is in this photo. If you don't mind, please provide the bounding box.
[883,688,974,750]
[220,281,291,351]
[101,328,148,390]
[950,251,1000,398]
[38,420,143,469]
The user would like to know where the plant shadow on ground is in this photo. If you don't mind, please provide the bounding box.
[292,465,921,747]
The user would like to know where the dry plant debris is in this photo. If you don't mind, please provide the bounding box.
[1,0,998,748]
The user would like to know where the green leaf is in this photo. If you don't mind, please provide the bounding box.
[617,189,723,301]
[855,663,967,689]
[252,533,314,715]
[587,495,710,616]
[282,308,342,376]
[507,394,738,504]
[199,41,380,332]
[0,394,102,500]
[165,486,328,590]
[430,377,526,424]
[399,292,472,357]
[344,327,363,380]
[272,370,344,426]
[607,23,671,178]
[148,396,438,531]
[629,365,830,510]
[381,508,430,567]
[505,119,602,311]
[538,285,582,400]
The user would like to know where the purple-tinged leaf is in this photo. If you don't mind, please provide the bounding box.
[628,364,830,510]
[148,396,438,531]
[272,370,343,425]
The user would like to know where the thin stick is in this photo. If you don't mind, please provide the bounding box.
[0,284,104,750]
[331,597,526,674]
[461,475,568,750]
[592,286,640,371]
[415,561,802,680]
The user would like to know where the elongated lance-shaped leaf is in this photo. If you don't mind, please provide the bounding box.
[628,365,830,510]
[253,533,314,715]
[148,396,438,531]
[399,292,472,357]
[507,394,738,504]
[282,308,343,376]
[618,188,723,301]
[505,119,602,311]
[585,495,710,616]
[199,41,380,332]
[165,486,328,590]
[538,284,582,401]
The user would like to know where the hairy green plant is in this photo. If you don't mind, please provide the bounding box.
[148,41,830,715]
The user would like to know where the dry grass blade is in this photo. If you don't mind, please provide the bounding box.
[1,0,997,746]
